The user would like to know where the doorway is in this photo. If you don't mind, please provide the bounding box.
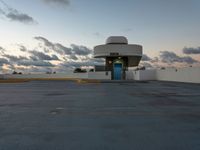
[114,63,122,80]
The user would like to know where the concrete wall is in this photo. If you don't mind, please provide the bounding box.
[127,67,200,83]
[138,70,157,81]
[3,72,88,79]
[126,70,156,81]
[88,72,111,80]
[0,75,4,79]
[2,67,200,83]
[156,67,200,83]
[133,71,140,80]
[126,71,134,80]
[2,71,111,80]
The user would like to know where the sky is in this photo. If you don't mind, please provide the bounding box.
[0,0,200,73]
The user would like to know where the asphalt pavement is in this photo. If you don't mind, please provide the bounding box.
[0,81,200,150]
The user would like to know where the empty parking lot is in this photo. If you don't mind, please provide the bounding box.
[0,81,200,150]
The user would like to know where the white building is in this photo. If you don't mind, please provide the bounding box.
[94,36,143,80]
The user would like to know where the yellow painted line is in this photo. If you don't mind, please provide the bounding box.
[0,78,102,84]
[76,79,101,84]
[0,78,79,83]
[0,79,29,83]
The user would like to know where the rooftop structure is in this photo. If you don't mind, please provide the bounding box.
[106,36,128,44]
[94,36,143,80]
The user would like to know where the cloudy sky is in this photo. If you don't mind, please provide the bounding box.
[0,0,200,73]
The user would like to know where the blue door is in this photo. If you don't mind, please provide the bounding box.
[114,63,122,80]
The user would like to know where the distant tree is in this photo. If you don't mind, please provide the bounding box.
[161,67,166,70]
[53,72,56,74]
[12,71,23,75]
[12,71,18,74]
[135,68,139,71]
[135,66,146,71]
[46,71,52,74]
[81,69,87,73]
[74,68,81,73]
[140,66,146,70]
[89,69,94,72]
[74,68,87,73]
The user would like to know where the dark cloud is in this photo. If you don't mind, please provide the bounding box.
[0,58,9,66]
[34,36,55,49]
[140,62,152,68]
[51,54,60,60]
[0,0,37,24]
[56,44,92,56]
[18,45,27,52]
[34,36,93,56]
[69,54,78,60]
[0,37,94,72]
[6,10,36,24]
[55,43,72,55]
[2,52,55,68]
[34,36,69,54]
[0,46,5,54]
[3,54,28,62]
[62,61,93,68]
[183,47,200,54]
[42,0,70,5]
[160,51,198,64]
[141,54,152,61]
[90,58,105,65]
[28,66,53,73]
[29,50,60,61]
[150,57,159,63]
[71,44,92,56]
[29,56,38,61]
[18,60,54,67]
[61,58,104,69]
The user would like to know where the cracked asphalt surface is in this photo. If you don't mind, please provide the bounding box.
[0,81,200,150]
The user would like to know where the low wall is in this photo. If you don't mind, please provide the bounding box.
[2,71,112,80]
[127,67,200,83]
[2,67,200,83]
[138,70,157,81]
[133,71,140,80]
[126,70,156,81]
[156,67,200,83]
[0,75,4,79]
[88,72,111,80]
[3,73,88,79]
[126,71,135,80]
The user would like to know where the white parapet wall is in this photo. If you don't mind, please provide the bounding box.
[88,72,111,80]
[126,69,157,81]
[1,67,200,83]
[126,71,135,80]
[156,67,200,83]
[0,75,4,79]
[138,69,157,81]
[127,67,200,83]
[2,72,89,79]
[2,71,112,80]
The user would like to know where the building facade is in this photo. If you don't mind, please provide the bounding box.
[94,36,143,80]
